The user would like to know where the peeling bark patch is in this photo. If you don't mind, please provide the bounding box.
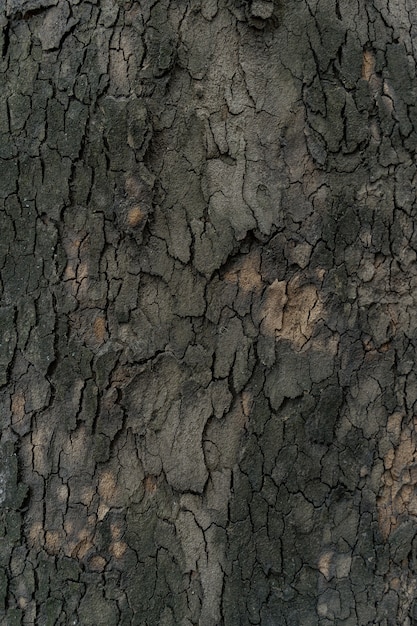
[260,274,323,349]
[280,280,322,348]
[378,415,417,540]
[362,48,376,81]
[223,248,262,293]
[93,316,106,341]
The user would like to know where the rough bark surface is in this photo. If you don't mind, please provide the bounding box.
[2,0,417,624]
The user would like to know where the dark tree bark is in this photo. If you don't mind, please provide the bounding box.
[2,0,417,624]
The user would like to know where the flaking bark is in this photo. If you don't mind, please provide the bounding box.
[2,0,417,624]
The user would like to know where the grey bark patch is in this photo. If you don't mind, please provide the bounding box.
[250,1,274,20]
[37,0,74,51]
[4,0,57,16]
[161,383,211,493]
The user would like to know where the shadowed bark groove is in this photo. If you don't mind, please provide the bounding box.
[2,0,417,624]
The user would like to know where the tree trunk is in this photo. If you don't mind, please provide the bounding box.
[2,0,417,624]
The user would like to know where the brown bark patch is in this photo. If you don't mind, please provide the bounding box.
[362,49,376,81]
[98,503,110,522]
[72,537,94,560]
[378,415,417,540]
[111,522,124,541]
[260,279,287,335]
[64,513,96,559]
[241,390,253,418]
[93,316,107,343]
[28,522,44,548]
[110,541,127,559]
[89,555,107,572]
[127,205,145,228]
[143,474,158,494]
[260,273,323,349]
[318,550,334,580]
[98,471,117,503]
[280,280,322,348]
[223,249,262,293]
[18,597,28,610]
[11,391,25,422]
[45,530,65,555]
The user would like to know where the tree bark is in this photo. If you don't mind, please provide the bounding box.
[2,0,417,624]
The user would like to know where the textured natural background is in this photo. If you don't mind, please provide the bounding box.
[2,0,417,624]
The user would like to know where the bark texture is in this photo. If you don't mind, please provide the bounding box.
[2,0,417,624]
